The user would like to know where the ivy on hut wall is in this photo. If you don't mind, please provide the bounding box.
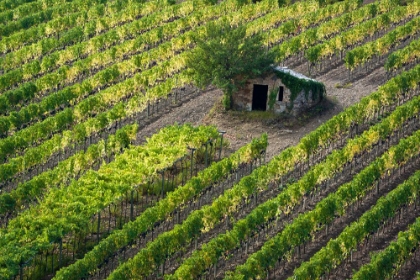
[274,70,325,106]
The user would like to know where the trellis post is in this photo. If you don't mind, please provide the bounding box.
[218,131,226,160]
[187,147,196,179]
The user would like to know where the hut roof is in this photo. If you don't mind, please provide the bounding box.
[273,66,317,82]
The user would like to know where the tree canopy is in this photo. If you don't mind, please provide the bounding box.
[186,20,275,109]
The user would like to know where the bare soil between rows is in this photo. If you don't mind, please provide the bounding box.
[41,41,412,280]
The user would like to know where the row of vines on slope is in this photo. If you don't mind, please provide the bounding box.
[0,123,138,222]
[168,92,420,279]
[0,124,220,279]
[226,125,420,279]
[290,167,420,280]
[352,216,420,280]
[385,37,420,72]
[0,0,277,157]
[0,0,318,189]
[0,0,213,93]
[344,15,420,70]
[304,0,420,67]
[106,57,420,280]
[52,134,268,280]
[0,0,178,53]
[0,0,355,114]
[0,0,362,168]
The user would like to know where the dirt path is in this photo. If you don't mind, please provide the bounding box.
[193,62,385,162]
[86,62,387,278]
[57,45,392,280]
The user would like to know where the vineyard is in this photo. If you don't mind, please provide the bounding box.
[0,0,419,279]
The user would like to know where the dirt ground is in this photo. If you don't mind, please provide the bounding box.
[130,61,420,280]
[141,62,384,162]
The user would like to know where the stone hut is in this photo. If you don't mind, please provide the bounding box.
[232,66,325,116]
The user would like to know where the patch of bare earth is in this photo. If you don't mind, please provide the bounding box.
[124,57,390,280]
[196,64,383,162]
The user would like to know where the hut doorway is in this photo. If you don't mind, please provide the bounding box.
[252,84,268,111]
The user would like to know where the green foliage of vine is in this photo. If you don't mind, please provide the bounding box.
[54,134,268,280]
[277,0,293,7]
[291,167,420,280]
[0,124,219,280]
[353,216,420,280]
[170,93,420,280]
[230,128,420,280]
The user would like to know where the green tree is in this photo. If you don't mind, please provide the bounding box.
[186,21,274,110]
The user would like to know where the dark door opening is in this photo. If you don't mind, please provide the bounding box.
[278,86,284,101]
[252,84,268,111]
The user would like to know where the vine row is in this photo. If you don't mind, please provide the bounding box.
[385,37,420,72]
[0,124,219,279]
[52,134,267,280]
[0,123,139,225]
[352,216,420,280]
[168,92,420,279]
[229,128,420,279]
[290,167,420,279]
[344,15,420,70]
[305,0,420,65]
